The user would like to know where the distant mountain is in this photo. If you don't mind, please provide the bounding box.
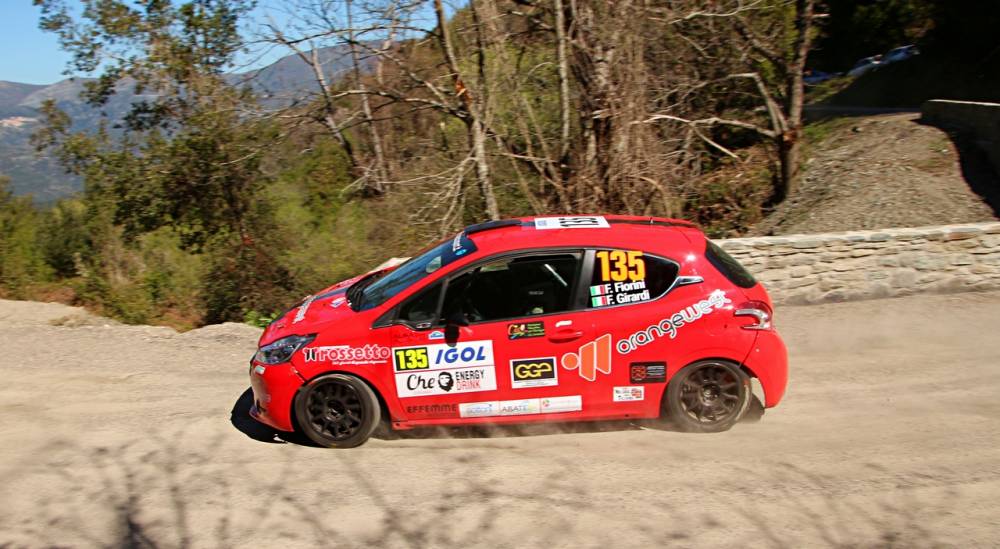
[0,81,46,111]
[0,45,357,203]
[234,45,361,106]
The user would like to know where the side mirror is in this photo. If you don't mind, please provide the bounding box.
[444,312,469,341]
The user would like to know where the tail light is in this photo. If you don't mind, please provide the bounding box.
[734,301,773,330]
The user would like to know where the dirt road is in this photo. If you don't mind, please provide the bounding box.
[1,292,998,547]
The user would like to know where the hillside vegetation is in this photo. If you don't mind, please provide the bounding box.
[1,0,996,329]
[755,114,998,235]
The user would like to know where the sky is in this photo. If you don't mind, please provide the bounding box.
[0,1,449,86]
[0,3,71,84]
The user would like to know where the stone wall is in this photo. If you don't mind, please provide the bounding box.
[716,222,1000,304]
[922,99,1000,174]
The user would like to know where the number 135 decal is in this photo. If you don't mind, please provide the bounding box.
[534,216,610,229]
[596,250,646,282]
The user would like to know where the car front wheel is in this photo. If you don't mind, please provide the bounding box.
[294,374,381,448]
[664,360,751,433]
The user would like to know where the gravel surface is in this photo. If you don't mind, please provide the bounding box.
[755,113,999,235]
[1,293,999,547]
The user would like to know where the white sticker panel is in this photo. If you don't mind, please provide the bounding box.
[498,398,541,416]
[613,386,645,402]
[460,401,499,418]
[392,340,494,372]
[396,366,497,398]
[459,396,583,418]
[540,395,582,413]
[534,216,610,230]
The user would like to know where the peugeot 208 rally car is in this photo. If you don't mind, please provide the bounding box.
[249,215,788,448]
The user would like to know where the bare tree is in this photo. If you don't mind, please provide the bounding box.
[643,0,819,201]
[257,0,423,196]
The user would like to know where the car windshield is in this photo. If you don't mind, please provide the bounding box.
[357,232,477,311]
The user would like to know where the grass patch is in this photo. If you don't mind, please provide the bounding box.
[805,76,853,104]
[802,117,855,147]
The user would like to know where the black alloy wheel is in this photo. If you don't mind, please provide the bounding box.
[294,374,381,448]
[664,360,751,433]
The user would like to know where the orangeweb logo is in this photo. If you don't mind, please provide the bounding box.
[561,334,612,381]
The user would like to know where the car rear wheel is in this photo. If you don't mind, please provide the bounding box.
[665,360,751,433]
[294,374,381,448]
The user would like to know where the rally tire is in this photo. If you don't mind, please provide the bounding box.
[294,374,381,448]
[664,360,751,433]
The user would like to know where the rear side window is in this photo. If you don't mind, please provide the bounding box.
[705,240,757,288]
[588,250,678,308]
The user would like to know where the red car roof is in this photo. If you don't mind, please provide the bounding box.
[463,215,703,257]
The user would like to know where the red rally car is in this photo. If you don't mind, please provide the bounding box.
[249,215,788,448]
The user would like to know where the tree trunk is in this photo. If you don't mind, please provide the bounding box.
[777,133,800,201]
[434,0,499,220]
[554,0,572,164]
[470,117,499,220]
[568,0,626,211]
[347,0,388,196]
[777,0,815,200]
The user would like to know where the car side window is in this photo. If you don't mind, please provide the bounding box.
[442,253,581,323]
[397,282,442,326]
[588,250,679,308]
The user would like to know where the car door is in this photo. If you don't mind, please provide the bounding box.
[577,247,693,417]
[388,250,595,423]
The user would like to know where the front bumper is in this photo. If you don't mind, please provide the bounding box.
[249,361,304,432]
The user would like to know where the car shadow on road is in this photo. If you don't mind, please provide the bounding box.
[229,387,320,446]
[230,387,766,447]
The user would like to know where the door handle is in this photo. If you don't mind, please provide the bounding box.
[548,329,584,343]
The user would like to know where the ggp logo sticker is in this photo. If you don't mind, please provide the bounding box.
[510,357,557,389]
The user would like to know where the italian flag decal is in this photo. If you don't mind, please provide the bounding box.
[591,295,613,306]
[590,284,612,306]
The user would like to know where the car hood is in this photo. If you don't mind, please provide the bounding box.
[258,268,378,345]
[260,287,355,344]
[258,262,404,346]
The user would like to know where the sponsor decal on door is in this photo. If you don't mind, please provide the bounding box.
[396,366,497,398]
[393,340,497,398]
[508,321,545,340]
[510,357,558,389]
[561,334,613,381]
[393,341,494,372]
